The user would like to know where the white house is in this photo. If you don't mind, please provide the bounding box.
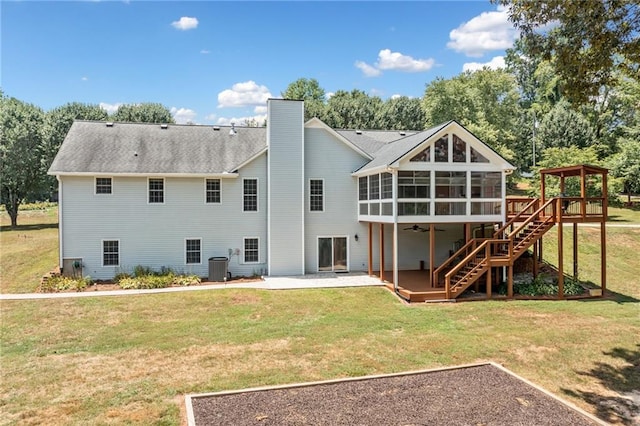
[48,99,514,288]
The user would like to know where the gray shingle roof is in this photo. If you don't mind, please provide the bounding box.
[48,121,267,175]
[352,122,451,173]
[335,129,419,156]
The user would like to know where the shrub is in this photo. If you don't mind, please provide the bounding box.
[117,274,174,290]
[172,275,201,286]
[41,276,91,293]
[498,273,585,296]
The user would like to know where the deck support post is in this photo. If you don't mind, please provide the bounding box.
[557,199,564,299]
[379,223,384,283]
[601,173,608,296]
[486,266,492,299]
[368,223,373,276]
[573,222,578,279]
[507,265,513,299]
[532,240,538,278]
[392,222,398,289]
[429,223,435,288]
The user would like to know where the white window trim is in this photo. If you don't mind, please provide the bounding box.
[95,176,113,195]
[243,237,260,264]
[185,238,202,265]
[242,178,259,212]
[204,178,222,205]
[309,178,325,212]
[101,239,120,267]
[147,177,165,205]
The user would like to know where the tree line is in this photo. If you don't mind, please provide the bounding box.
[2,0,639,226]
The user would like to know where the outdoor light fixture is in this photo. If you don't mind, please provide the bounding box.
[354,234,359,241]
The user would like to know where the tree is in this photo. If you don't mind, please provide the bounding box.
[0,96,46,227]
[42,103,108,196]
[535,100,596,151]
[422,69,522,168]
[324,90,383,129]
[281,78,327,122]
[498,0,640,105]
[111,103,175,123]
[377,96,425,130]
[611,132,640,204]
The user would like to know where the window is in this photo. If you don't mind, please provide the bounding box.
[359,177,368,201]
[244,238,259,263]
[148,178,164,203]
[398,171,430,199]
[435,171,466,198]
[368,174,380,200]
[95,177,112,194]
[434,135,448,162]
[185,239,201,264]
[243,179,258,211]
[309,179,324,212]
[453,135,466,162]
[102,240,119,266]
[381,173,393,199]
[410,146,430,162]
[470,147,490,163]
[205,179,221,204]
[471,172,502,198]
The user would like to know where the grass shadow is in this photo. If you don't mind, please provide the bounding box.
[562,345,640,425]
[0,223,58,232]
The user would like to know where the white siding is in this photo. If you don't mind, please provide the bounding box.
[267,100,305,275]
[303,128,370,273]
[59,155,268,280]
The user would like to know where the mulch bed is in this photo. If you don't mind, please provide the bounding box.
[189,363,600,425]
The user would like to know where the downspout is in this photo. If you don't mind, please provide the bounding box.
[57,176,63,271]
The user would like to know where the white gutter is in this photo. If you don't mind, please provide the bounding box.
[47,172,239,178]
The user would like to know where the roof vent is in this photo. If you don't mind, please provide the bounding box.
[355,130,362,135]
[229,123,237,136]
[160,124,168,129]
[399,131,406,136]
[106,122,114,127]
[213,126,220,131]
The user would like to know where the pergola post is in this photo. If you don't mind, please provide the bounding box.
[601,172,608,295]
[557,197,564,299]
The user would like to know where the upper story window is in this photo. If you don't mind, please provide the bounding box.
[206,179,221,204]
[243,178,258,211]
[471,172,502,198]
[369,174,380,200]
[381,173,393,199]
[435,171,466,198]
[453,135,466,163]
[410,146,430,162]
[95,177,112,194]
[148,178,164,203]
[359,177,368,200]
[185,238,201,264]
[434,134,448,162]
[398,171,430,199]
[470,147,490,163]
[309,179,324,212]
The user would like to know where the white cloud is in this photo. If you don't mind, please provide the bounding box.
[217,81,272,108]
[200,49,210,54]
[447,6,516,57]
[170,107,197,124]
[325,92,334,100]
[254,105,267,114]
[171,16,198,31]
[99,102,121,114]
[355,49,435,77]
[355,61,382,77]
[463,56,506,72]
[81,76,88,81]
[390,94,402,100]
[376,49,435,72]
[215,114,267,126]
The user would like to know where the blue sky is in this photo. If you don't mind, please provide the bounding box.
[2,1,517,125]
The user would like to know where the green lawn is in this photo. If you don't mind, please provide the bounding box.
[1,207,639,425]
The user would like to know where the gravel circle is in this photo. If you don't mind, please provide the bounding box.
[190,364,599,425]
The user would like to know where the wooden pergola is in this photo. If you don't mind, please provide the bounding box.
[539,164,608,297]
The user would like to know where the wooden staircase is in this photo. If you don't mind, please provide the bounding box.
[434,198,557,299]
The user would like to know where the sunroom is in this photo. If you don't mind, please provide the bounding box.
[353,121,515,300]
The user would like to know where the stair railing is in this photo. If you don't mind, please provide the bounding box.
[444,240,491,299]
[507,198,557,241]
[433,238,484,288]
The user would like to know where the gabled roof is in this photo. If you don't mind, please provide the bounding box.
[352,122,451,174]
[335,129,419,156]
[48,121,267,176]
